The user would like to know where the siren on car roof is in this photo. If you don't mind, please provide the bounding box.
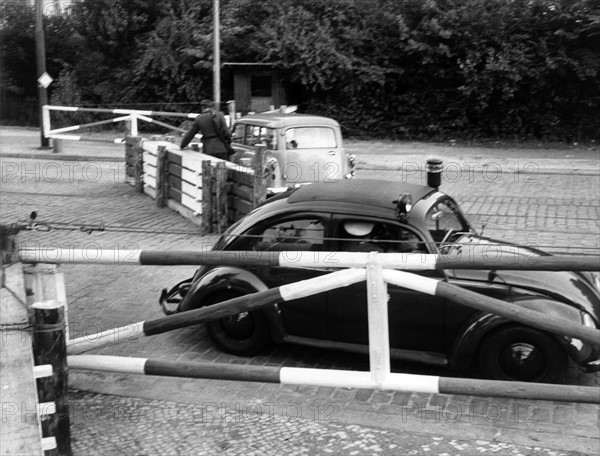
[426,158,443,190]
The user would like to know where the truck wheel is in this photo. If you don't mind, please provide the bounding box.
[478,326,567,383]
[204,291,270,356]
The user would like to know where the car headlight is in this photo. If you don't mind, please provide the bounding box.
[582,312,597,329]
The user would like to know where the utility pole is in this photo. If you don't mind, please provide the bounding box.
[35,0,50,148]
[213,0,221,108]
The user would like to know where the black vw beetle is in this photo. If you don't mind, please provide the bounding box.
[161,177,600,383]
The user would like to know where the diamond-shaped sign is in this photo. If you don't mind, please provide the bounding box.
[37,72,53,88]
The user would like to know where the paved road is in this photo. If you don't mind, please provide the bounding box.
[1,127,599,455]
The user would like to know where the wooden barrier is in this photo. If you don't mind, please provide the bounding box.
[155,146,169,208]
[215,161,229,233]
[132,140,265,232]
[201,160,213,233]
[68,355,600,404]
[140,141,205,221]
[125,136,142,188]
[253,144,267,207]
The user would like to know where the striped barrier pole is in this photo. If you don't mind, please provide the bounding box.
[46,135,125,144]
[382,269,600,348]
[18,248,600,272]
[63,263,600,355]
[67,268,600,354]
[68,355,600,404]
[66,268,367,354]
[45,105,202,119]
[47,115,131,135]
[136,114,186,134]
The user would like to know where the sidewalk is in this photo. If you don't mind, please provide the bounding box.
[68,388,594,456]
[1,127,599,455]
[0,126,125,161]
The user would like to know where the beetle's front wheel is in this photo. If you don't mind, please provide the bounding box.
[204,291,270,356]
[478,326,567,383]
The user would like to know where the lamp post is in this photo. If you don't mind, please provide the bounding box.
[35,0,50,148]
[213,0,221,108]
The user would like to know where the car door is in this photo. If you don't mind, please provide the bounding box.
[326,216,448,352]
[228,213,331,339]
[283,126,344,184]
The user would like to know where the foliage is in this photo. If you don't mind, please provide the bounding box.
[1,0,599,140]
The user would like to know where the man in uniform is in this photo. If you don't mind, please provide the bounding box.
[180,100,233,160]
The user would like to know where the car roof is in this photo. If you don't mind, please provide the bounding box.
[287,179,435,211]
[234,113,340,129]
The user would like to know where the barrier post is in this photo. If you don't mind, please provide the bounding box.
[201,160,214,235]
[227,100,236,127]
[125,136,144,190]
[134,138,145,193]
[155,145,169,207]
[32,301,71,456]
[215,161,229,233]
[130,113,138,137]
[0,224,19,266]
[52,138,62,154]
[366,253,391,386]
[253,144,267,207]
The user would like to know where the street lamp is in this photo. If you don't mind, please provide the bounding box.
[35,0,50,148]
[213,0,221,107]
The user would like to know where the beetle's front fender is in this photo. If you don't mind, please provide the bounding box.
[448,312,506,371]
[179,266,269,312]
[178,266,288,343]
[449,297,589,371]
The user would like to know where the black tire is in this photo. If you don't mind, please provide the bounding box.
[478,325,567,383]
[204,291,270,356]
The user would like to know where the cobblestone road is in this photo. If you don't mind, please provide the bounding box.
[1,129,599,455]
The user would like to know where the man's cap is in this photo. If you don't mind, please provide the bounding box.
[344,221,374,237]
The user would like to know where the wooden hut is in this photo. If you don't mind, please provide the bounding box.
[223,63,287,115]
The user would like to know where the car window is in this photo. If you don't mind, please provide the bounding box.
[285,127,337,149]
[232,218,325,252]
[231,124,245,143]
[244,125,261,146]
[260,127,277,150]
[233,124,277,150]
[338,220,427,253]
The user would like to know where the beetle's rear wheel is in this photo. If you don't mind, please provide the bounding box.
[204,291,270,356]
[477,326,567,383]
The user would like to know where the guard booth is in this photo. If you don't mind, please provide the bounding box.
[223,63,288,115]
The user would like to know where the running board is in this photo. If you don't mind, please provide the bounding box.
[282,335,448,367]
